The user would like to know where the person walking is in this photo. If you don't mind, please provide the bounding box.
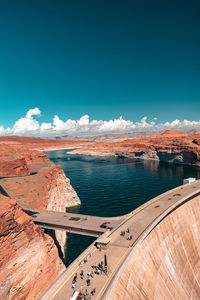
[86,278,91,286]
[73,273,77,283]
[72,282,75,290]
[91,288,96,296]
[80,270,84,279]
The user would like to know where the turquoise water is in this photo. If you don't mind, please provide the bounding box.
[46,150,200,265]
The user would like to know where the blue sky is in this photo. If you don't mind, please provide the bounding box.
[0,0,200,135]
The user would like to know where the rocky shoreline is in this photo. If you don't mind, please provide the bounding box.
[68,148,200,167]
[67,130,200,167]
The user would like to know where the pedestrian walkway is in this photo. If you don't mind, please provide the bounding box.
[40,179,200,300]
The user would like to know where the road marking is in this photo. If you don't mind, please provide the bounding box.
[110,243,129,248]
[48,265,79,300]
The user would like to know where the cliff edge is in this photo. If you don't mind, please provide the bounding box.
[0,142,81,299]
[0,195,64,300]
[69,130,200,166]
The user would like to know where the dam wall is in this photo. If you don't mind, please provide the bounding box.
[105,195,200,300]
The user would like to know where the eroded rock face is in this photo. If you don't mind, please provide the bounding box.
[0,143,81,298]
[0,157,30,177]
[0,142,80,211]
[0,154,80,256]
[0,195,64,300]
[105,195,200,300]
[46,166,80,211]
[0,143,49,177]
[1,164,80,211]
[69,130,200,166]
[46,166,80,253]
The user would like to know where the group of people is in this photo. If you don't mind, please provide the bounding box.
[80,289,95,300]
[71,262,104,299]
[91,261,108,275]
[120,227,132,240]
[71,256,109,299]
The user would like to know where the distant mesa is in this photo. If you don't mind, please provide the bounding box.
[160,129,187,137]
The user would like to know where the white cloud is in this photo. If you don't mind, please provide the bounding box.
[0,126,5,135]
[26,107,41,119]
[0,107,200,137]
[12,108,41,135]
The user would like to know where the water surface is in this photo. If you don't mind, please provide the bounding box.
[46,150,200,265]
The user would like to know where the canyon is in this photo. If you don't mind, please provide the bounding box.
[1,130,200,299]
[68,130,200,166]
[0,142,80,299]
[0,195,64,300]
[1,130,200,169]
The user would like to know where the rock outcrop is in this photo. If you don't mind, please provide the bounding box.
[1,164,80,211]
[68,130,200,166]
[160,129,188,137]
[2,131,200,167]
[0,142,81,299]
[46,166,80,211]
[45,166,80,253]
[0,143,50,177]
[0,195,64,300]
[105,195,200,300]
[0,157,30,177]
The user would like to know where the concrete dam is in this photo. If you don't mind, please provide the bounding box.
[40,180,200,300]
[104,190,200,299]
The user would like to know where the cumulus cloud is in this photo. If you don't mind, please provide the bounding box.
[0,108,200,137]
[12,107,41,135]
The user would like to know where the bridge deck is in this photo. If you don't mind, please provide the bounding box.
[40,179,200,300]
[27,210,124,237]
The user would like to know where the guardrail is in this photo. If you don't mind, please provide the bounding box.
[101,186,200,299]
[35,221,105,237]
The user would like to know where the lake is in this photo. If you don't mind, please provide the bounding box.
[46,150,200,265]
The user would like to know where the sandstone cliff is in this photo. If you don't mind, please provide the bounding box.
[0,159,80,253]
[2,131,200,167]
[0,157,30,177]
[0,143,81,298]
[0,142,80,211]
[0,195,64,300]
[0,164,80,211]
[46,166,80,211]
[105,195,200,300]
[45,165,80,252]
[0,142,80,209]
[69,130,200,166]
[0,143,49,177]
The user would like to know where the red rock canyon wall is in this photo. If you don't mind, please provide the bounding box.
[0,196,64,300]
